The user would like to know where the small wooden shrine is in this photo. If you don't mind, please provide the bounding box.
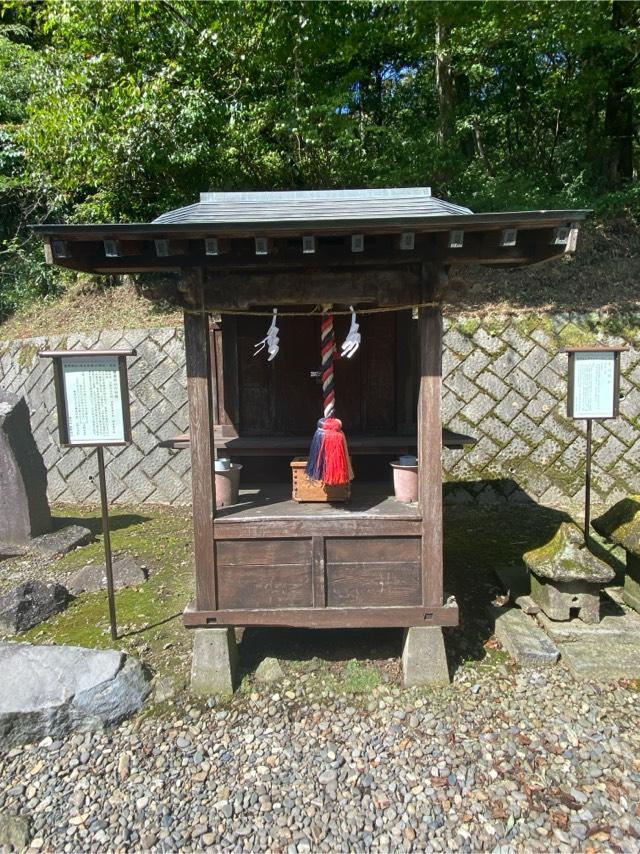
[34,188,588,633]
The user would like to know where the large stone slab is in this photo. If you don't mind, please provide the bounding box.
[401,626,450,687]
[0,580,71,635]
[559,638,640,681]
[30,524,93,558]
[593,495,640,554]
[492,606,560,666]
[67,554,147,595]
[0,643,151,747]
[0,390,51,546]
[537,601,640,643]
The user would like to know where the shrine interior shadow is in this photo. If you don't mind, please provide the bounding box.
[238,478,618,681]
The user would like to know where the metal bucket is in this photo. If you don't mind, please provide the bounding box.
[390,461,419,503]
[215,463,243,507]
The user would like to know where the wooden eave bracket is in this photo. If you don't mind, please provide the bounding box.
[38,219,586,273]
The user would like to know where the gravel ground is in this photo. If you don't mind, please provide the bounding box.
[2,658,640,853]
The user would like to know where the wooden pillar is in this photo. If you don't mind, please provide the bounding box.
[418,270,444,609]
[183,269,217,612]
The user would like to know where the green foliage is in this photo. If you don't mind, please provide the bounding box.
[2,0,640,321]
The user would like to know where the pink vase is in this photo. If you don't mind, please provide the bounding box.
[391,462,418,503]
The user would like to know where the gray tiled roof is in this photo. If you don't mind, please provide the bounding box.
[152,187,473,225]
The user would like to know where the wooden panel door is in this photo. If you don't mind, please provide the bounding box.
[234,313,402,436]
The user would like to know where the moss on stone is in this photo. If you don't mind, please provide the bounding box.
[22,504,194,691]
[523,521,615,583]
[456,317,482,337]
[16,344,40,369]
[592,496,640,554]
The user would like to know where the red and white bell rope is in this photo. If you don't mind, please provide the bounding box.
[320,311,336,418]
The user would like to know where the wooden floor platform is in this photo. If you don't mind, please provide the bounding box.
[215,482,421,523]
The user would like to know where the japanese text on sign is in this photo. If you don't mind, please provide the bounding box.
[61,356,126,443]
[571,351,616,419]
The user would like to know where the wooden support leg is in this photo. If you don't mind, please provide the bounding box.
[184,291,217,612]
[418,303,444,608]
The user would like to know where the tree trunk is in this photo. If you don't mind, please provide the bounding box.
[604,1,638,186]
[435,11,455,146]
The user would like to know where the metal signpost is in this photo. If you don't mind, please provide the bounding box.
[39,349,136,640]
[565,346,625,543]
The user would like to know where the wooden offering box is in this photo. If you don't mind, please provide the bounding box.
[291,458,351,502]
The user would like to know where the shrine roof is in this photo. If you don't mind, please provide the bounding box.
[152,188,473,225]
[29,187,591,279]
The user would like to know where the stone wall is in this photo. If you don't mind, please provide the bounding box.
[0,311,638,507]
[0,328,191,505]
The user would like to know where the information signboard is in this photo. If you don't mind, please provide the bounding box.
[40,349,134,447]
[61,355,126,444]
[39,348,136,640]
[564,345,625,544]
[567,348,622,420]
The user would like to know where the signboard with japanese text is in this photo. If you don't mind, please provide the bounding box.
[567,348,622,420]
[39,349,134,447]
[61,356,126,444]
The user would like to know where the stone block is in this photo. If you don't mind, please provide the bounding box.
[445,327,474,357]
[494,389,527,424]
[0,814,31,850]
[472,327,505,354]
[0,390,51,545]
[31,524,93,558]
[0,580,71,635]
[475,370,509,401]
[525,389,557,423]
[502,326,534,357]
[519,345,549,379]
[624,553,640,613]
[401,626,449,687]
[559,638,640,681]
[255,657,284,683]
[537,602,640,643]
[492,606,560,666]
[67,554,148,595]
[530,575,601,624]
[462,392,495,425]
[190,628,238,696]
[0,643,150,747]
[461,349,491,381]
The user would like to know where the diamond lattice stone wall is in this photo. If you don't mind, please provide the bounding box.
[0,313,638,506]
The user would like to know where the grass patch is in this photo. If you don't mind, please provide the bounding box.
[342,658,382,693]
[21,503,194,690]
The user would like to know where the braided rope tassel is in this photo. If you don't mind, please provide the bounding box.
[320,312,336,418]
[306,311,352,486]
